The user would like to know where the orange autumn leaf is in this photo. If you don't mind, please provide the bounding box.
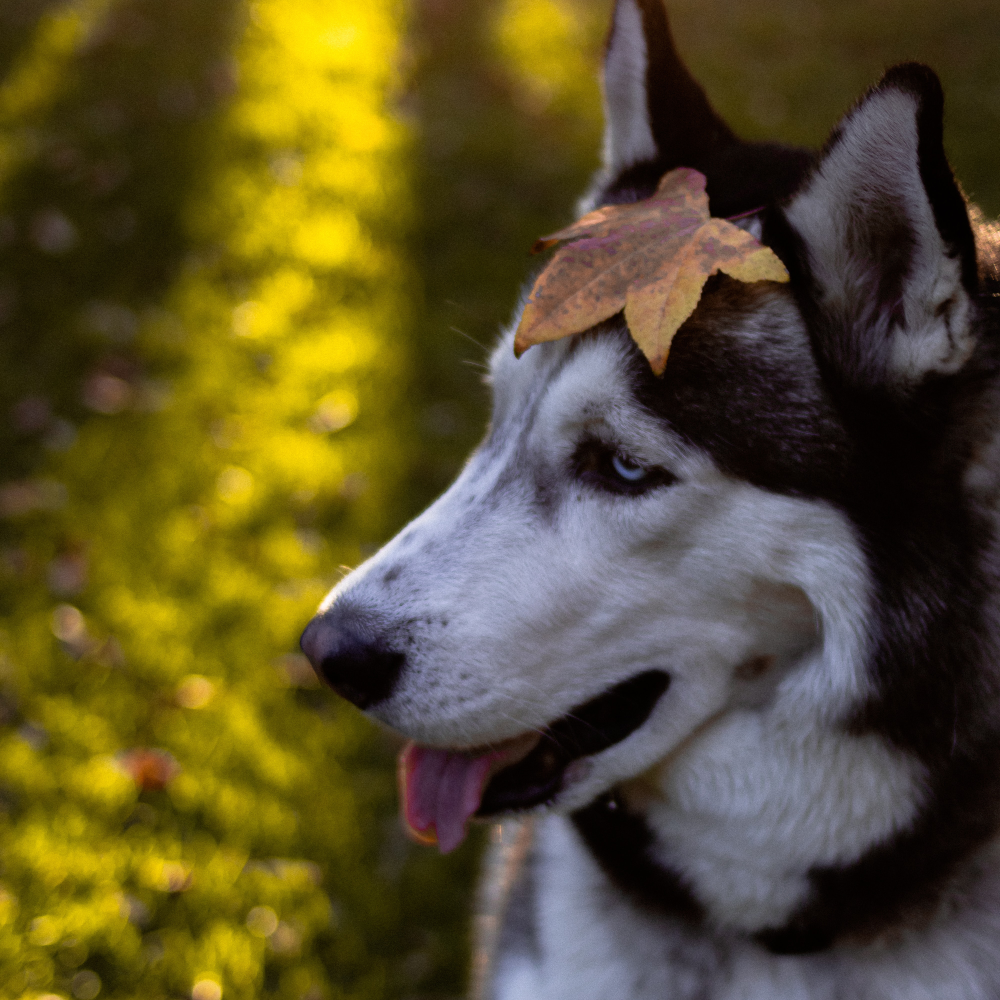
[514,167,790,375]
[119,748,180,792]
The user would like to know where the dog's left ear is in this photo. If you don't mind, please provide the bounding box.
[596,0,813,215]
[602,0,734,179]
[781,64,978,391]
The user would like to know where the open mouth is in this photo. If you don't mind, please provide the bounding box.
[398,669,670,853]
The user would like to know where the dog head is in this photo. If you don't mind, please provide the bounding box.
[301,0,997,901]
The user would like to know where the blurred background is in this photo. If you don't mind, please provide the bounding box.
[0,0,996,998]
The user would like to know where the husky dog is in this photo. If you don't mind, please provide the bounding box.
[300,1,1000,996]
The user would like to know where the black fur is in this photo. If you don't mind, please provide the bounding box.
[886,64,978,293]
[571,792,704,924]
[629,282,855,503]
[761,344,1000,949]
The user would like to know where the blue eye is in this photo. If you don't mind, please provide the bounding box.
[572,438,677,495]
[611,454,648,482]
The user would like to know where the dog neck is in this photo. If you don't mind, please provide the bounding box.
[571,698,994,955]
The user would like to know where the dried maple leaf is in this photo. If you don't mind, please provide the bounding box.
[514,167,790,374]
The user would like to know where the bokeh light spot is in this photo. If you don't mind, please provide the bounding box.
[246,904,278,936]
[191,978,222,1000]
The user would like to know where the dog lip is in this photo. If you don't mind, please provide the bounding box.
[455,730,543,783]
[441,730,542,766]
[476,669,671,817]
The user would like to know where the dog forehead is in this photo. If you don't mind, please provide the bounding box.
[490,280,815,407]
[488,324,679,454]
[487,281,849,500]
[489,324,613,423]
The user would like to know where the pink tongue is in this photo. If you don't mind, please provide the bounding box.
[399,742,497,853]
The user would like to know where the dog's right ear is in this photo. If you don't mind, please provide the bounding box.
[597,0,814,216]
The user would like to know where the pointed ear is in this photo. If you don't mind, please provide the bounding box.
[782,64,978,391]
[597,0,814,215]
[602,0,732,176]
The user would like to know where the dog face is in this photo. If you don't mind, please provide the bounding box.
[302,0,1000,937]
[307,288,873,814]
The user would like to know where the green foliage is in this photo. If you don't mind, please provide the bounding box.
[0,1,996,1000]
[667,0,1000,215]
[405,0,606,500]
[0,1,474,997]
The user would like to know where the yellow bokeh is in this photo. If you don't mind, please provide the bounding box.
[0,0,418,991]
[493,0,601,114]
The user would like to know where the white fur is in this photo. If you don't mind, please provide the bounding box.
[644,714,925,929]
[491,957,542,1000]
[602,0,658,172]
[483,816,1000,1000]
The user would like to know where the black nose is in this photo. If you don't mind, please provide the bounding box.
[299,607,405,709]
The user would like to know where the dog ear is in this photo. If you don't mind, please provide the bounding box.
[597,0,814,215]
[781,64,979,391]
[601,0,732,176]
